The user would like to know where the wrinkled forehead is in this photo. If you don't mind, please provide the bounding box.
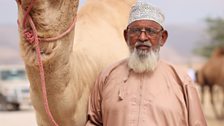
[128,20,163,29]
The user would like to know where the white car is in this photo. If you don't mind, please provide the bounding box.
[0,65,31,110]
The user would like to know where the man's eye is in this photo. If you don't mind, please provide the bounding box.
[145,28,155,34]
[130,28,140,33]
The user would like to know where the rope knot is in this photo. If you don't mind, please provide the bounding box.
[23,29,36,44]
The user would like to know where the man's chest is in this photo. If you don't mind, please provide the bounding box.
[101,75,187,125]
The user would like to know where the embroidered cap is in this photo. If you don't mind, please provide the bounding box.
[128,0,165,28]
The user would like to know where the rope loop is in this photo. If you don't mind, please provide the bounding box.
[23,29,36,44]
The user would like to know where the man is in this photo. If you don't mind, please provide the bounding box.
[86,0,207,126]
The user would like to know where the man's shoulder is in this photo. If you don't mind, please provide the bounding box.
[160,60,192,85]
[99,58,128,79]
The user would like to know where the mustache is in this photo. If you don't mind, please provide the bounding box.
[135,41,152,48]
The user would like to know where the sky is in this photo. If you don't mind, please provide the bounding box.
[0,0,224,25]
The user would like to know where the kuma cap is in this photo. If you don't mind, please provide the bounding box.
[128,0,165,28]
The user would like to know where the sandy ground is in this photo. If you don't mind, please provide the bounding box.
[0,87,223,126]
[0,106,37,126]
[200,86,224,126]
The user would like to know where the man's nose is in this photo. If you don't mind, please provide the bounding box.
[138,31,149,42]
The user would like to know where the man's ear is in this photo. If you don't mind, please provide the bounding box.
[123,29,128,44]
[160,30,168,46]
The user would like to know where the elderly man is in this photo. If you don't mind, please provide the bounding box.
[86,0,207,126]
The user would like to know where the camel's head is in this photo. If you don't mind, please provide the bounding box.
[212,47,224,58]
[194,70,205,86]
[195,70,199,84]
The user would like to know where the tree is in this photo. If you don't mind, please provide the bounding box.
[194,17,224,58]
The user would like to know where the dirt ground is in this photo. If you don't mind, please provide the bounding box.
[199,86,224,126]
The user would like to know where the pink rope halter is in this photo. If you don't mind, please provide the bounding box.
[16,0,77,126]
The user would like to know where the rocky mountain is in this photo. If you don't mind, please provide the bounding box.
[0,24,207,65]
[160,24,208,64]
[0,25,22,65]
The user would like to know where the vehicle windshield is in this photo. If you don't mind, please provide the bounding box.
[0,69,27,81]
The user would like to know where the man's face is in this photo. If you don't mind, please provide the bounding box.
[125,20,166,52]
[124,20,168,73]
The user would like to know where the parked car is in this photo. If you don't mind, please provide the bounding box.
[0,65,31,110]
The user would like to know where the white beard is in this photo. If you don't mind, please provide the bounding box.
[128,42,160,73]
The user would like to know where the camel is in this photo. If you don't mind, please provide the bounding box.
[17,0,135,125]
[196,47,224,119]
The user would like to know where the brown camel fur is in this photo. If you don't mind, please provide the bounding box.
[17,0,135,125]
[196,47,224,118]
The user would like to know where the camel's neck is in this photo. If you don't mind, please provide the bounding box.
[18,0,79,38]
[104,0,136,33]
[97,0,136,5]
[79,0,136,33]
